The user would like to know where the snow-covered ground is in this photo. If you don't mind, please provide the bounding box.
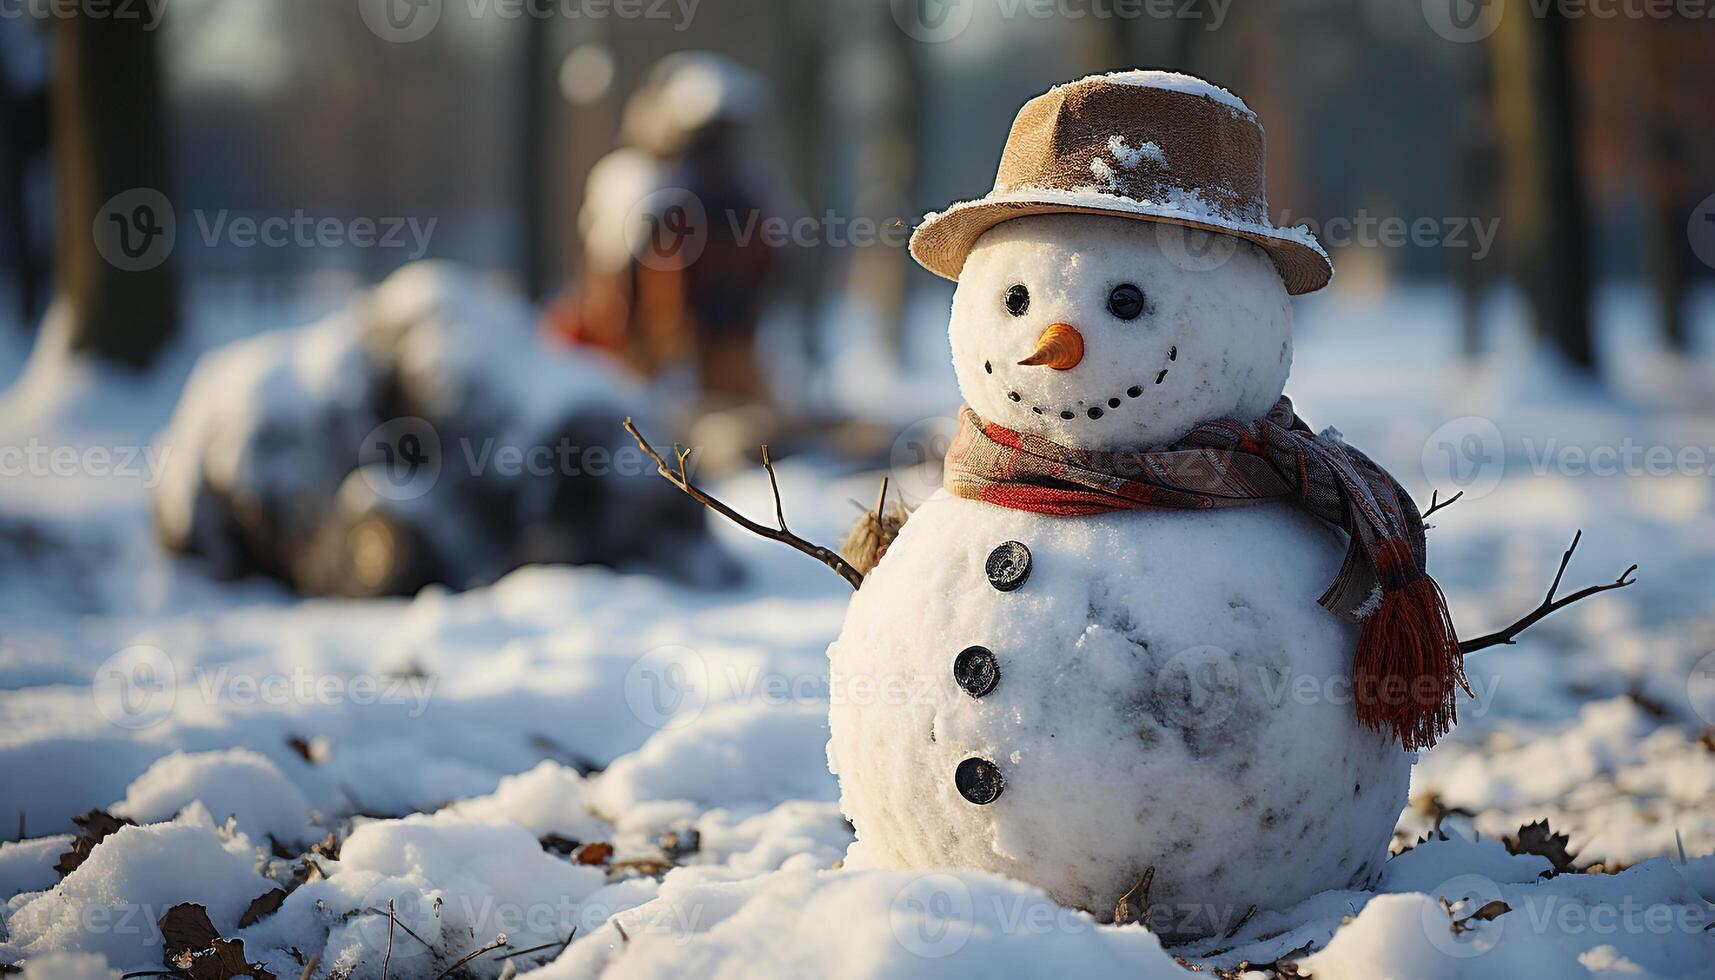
[2,281,1714,978]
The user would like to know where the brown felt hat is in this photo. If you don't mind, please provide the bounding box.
[909,71,1332,295]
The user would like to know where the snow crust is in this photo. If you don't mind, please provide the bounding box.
[4,808,272,966]
[113,748,314,845]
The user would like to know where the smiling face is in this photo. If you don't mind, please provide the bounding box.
[948,214,1295,451]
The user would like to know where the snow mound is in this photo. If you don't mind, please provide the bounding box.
[0,836,74,901]
[527,867,1187,980]
[590,701,835,815]
[152,260,718,596]
[437,761,609,842]
[1301,857,1713,979]
[241,816,608,980]
[2,810,272,970]
[113,748,315,845]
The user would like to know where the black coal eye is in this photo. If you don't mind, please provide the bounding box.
[1108,283,1145,321]
[1004,284,1030,317]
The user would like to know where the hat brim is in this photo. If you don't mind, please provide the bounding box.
[909,191,1333,296]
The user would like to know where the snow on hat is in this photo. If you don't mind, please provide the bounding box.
[909,70,1333,295]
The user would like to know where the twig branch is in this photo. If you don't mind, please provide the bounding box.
[430,938,510,980]
[624,419,864,590]
[1459,530,1637,654]
[495,930,576,961]
[383,899,395,980]
[359,908,438,957]
[1422,489,1463,522]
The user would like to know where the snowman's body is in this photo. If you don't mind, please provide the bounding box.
[828,494,1410,935]
[826,209,1414,937]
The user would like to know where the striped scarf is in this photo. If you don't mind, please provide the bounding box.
[944,398,1467,751]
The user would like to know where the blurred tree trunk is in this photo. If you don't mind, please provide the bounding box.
[1490,4,1593,370]
[780,0,831,396]
[519,0,556,301]
[2,76,49,328]
[1454,51,1498,358]
[850,10,919,367]
[51,10,177,368]
[1641,20,1691,353]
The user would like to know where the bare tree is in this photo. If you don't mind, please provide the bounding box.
[518,0,559,302]
[51,9,177,367]
[1490,4,1593,370]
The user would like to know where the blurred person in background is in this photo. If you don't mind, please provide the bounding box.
[549,53,785,407]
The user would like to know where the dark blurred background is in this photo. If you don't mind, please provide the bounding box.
[2,0,1715,599]
[4,0,1714,374]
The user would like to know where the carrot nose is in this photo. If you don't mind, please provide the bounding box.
[1018,323,1084,370]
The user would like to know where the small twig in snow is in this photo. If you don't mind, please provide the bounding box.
[431,937,510,980]
[1222,904,1258,939]
[383,899,395,980]
[496,930,576,961]
[359,907,439,957]
[1458,530,1637,655]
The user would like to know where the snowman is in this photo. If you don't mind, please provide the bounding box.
[824,71,1468,939]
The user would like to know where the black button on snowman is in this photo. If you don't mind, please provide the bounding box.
[983,540,1032,592]
[952,644,1000,698]
[954,543,1032,804]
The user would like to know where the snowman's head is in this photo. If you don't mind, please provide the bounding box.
[948,213,1294,451]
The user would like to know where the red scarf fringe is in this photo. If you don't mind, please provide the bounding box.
[1354,575,1468,751]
